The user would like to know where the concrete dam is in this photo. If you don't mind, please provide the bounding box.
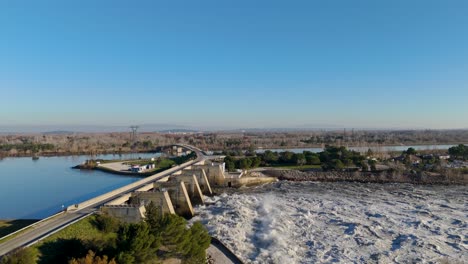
[98,159,277,222]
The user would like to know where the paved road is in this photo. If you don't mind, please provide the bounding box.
[0,145,205,257]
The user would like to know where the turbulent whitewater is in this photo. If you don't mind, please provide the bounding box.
[191,182,467,263]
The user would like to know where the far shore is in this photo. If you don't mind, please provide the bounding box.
[0,150,159,159]
[261,169,468,185]
[1,142,463,159]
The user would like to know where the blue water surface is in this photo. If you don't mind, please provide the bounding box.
[0,153,158,219]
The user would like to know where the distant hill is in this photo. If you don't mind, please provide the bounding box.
[42,130,76,135]
[158,129,200,133]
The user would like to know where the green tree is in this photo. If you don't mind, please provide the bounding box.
[116,222,159,264]
[182,222,211,264]
[158,214,191,254]
[224,156,236,172]
[448,144,468,160]
[251,156,262,168]
[94,214,120,233]
[279,151,295,163]
[306,155,321,165]
[293,154,306,166]
[331,159,345,170]
[238,158,252,170]
[144,201,163,236]
[262,150,278,164]
[405,147,417,155]
[0,247,38,264]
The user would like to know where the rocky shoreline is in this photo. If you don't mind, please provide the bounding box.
[262,169,468,185]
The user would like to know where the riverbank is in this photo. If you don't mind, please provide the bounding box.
[72,164,172,177]
[0,149,159,159]
[262,169,468,185]
[73,154,196,177]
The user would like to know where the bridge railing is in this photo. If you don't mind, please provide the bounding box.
[0,210,65,243]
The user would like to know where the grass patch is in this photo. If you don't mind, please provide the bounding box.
[31,215,117,264]
[0,219,38,238]
[271,164,322,170]
[38,215,113,244]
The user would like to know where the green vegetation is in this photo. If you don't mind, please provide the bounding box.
[0,143,54,153]
[448,144,468,160]
[69,251,117,264]
[0,220,38,238]
[1,203,211,264]
[224,146,366,171]
[0,247,39,264]
[170,152,197,165]
[404,147,418,155]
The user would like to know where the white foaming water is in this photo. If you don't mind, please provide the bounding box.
[191,182,467,264]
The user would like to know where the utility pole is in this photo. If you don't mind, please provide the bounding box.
[130,126,139,148]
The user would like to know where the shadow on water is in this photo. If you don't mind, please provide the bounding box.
[0,219,39,237]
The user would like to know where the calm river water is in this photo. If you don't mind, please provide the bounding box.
[0,153,158,219]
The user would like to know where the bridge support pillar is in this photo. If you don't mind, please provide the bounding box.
[154,181,194,218]
[130,190,175,215]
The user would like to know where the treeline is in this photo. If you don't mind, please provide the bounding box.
[171,151,197,164]
[448,144,468,160]
[0,143,55,153]
[0,202,211,264]
[224,146,366,171]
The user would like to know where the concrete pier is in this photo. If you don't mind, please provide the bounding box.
[154,181,194,217]
[169,174,205,205]
[180,168,213,195]
[131,190,176,214]
[192,163,226,186]
[100,205,146,223]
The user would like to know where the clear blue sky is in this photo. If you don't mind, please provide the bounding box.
[1,0,467,130]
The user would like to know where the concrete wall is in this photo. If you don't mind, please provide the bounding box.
[131,191,175,214]
[169,174,204,205]
[228,176,277,188]
[106,193,132,206]
[135,183,154,192]
[154,181,194,218]
[192,163,226,187]
[101,205,146,223]
[180,169,213,195]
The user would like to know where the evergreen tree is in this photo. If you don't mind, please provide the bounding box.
[68,250,117,264]
[116,222,159,264]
